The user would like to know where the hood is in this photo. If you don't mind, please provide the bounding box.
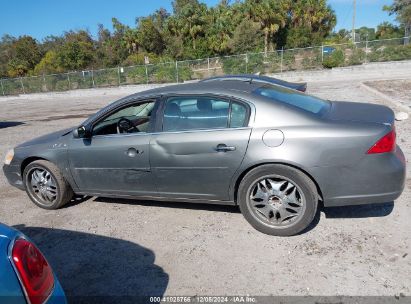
[16,127,73,148]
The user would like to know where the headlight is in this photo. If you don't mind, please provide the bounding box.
[4,149,14,165]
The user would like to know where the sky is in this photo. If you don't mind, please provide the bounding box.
[0,0,397,41]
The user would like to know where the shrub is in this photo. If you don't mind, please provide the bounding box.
[221,56,247,74]
[369,45,411,62]
[123,66,147,85]
[347,48,365,66]
[94,68,119,87]
[322,49,345,68]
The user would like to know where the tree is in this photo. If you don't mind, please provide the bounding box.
[169,0,208,56]
[40,35,64,54]
[228,19,264,53]
[356,27,376,41]
[172,0,199,15]
[376,22,404,39]
[384,0,411,37]
[204,1,243,55]
[33,50,63,75]
[0,0,341,78]
[286,0,336,48]
[6,36,42,77]
[56,31,95,71]
[137,17,165,55]
[0,35,16,77]
[325,29,350,44]
[245,0,289,55]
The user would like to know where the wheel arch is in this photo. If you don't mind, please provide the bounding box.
[232,162,324,205]
[20,156,48,176]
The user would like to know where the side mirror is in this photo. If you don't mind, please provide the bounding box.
[73,126,89,139]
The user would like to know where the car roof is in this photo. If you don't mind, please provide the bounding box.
[128,80,265,100]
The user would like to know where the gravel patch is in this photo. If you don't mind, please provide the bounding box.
[364,79,411,109]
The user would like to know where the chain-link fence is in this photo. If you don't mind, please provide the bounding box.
[1,36,410,96]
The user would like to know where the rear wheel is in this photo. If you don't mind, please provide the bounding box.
[238,164,318,236]
[23,160,73,209]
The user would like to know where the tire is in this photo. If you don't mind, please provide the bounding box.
[238,164,318,236]
[23,160,73,210]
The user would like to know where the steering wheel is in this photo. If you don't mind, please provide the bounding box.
[117,118,138,134]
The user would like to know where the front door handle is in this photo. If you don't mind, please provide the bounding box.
[126,148,143,157]
[215,144,236,152]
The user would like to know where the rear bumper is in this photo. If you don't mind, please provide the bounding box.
[323,189,403,207]
[3,164,25,191]
[312,146,406,207]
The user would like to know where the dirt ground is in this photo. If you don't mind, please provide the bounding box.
[0,65,410,301]
[364,79,411,107]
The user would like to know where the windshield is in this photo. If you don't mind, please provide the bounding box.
[254,85,330,115]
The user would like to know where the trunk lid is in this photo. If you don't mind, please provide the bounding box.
[326,101,395,126]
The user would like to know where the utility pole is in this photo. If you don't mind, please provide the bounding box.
[352,0,356,43]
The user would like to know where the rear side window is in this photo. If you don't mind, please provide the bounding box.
[230,102,248,128]
[163,97,248,131]
[254,85,330,114]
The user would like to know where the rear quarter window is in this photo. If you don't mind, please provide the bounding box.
[254,85,330,115]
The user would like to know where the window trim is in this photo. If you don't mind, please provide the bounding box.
[158,94,251,133]
[89,97,161,138]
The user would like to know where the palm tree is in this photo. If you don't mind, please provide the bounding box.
[244,0,289,55]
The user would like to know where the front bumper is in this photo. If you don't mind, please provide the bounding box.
[3,164,25,191]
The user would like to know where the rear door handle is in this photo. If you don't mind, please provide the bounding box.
[215,144,236,152]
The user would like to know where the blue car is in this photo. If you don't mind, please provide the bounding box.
[0,223,66,304]
[323,46,336,55]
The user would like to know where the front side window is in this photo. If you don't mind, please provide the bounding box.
[93,101,156,136]
[162,97,248,132]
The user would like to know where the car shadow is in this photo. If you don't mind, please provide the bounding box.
[297,201,394,235]
[322,201,394,218]
[93,196,241,213]
[61,194,94,209]
[0,121,24,129]
[13,225,169,304]
[91,197,394,218]
[71,197,394,236]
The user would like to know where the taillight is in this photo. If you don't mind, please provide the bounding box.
[11,238,54,304]
[367,128,396,154]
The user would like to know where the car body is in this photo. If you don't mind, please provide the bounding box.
[200,74,307,92]
[3,80,406,235]
[0,223,66,304]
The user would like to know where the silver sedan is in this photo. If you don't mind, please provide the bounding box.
[3,80,406,236]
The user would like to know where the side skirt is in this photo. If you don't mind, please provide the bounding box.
[75,191,237,206]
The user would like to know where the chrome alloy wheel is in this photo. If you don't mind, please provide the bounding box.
[247,176,305,226]
[27,168,58,206]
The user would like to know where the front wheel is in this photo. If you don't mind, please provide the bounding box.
[238,164,318,236]
[23,160,73,209]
